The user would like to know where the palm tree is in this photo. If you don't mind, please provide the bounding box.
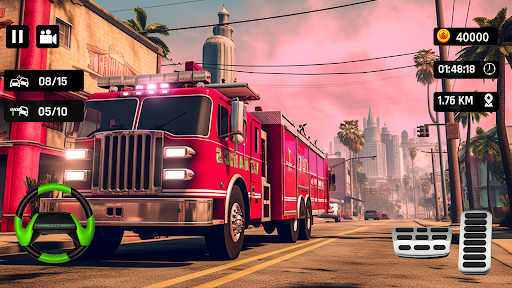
[125,7,171,59]
[402,174,411,219]
[414,49,438,109]
[414,48,450,219]
[408,145,418,219]
[337,120,365,202]
[470,127,501,218]
[454,109,490,210]
[420,173,433,218]
[455,8,512,224]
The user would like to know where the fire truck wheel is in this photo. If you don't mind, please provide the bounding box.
[80,227,123,259]
[298,201,312,240]
[262,222,275,234]
[205,186,245,260]
[277,217,299,243]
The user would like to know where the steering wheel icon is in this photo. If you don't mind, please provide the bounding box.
[14,184,95,263]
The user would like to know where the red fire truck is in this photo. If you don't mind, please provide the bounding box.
[41,61,334,260]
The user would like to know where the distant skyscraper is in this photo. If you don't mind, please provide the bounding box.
[381,125,401,179]
[359,106,387,180]
[202,6,236,83]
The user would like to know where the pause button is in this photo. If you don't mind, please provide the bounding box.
[6,25,30,48]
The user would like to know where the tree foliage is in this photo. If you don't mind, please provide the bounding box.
[413,49,439,86]
[337,120,364,154]
[125,7,171,58]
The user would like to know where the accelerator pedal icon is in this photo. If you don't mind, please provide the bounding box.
[392,227,453,258]
[459,211,492,275]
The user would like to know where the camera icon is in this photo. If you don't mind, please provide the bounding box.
[40,29,57,44]
[36,25,59,48]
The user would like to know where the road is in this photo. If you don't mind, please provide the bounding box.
[1,220,512,287]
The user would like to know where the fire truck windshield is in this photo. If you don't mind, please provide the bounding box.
[137,95,212,136]
[77,98,138,138]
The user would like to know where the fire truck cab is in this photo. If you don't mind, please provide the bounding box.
[41,61,335,260]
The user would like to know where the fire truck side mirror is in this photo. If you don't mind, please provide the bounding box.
[331,173,336,185]
[64,122,75,137]
[230,101,245,143]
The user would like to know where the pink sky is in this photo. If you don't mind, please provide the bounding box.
[103,0,511,151]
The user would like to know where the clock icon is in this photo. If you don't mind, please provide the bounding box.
[483,63,496,76]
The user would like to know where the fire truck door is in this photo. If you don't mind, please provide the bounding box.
[250,121,263,220]
[260,130,271,222]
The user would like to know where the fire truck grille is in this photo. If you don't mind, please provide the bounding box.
[92,131,163,194]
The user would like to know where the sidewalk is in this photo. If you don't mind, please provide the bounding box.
[414,219,512,268]
[0,231,144,256]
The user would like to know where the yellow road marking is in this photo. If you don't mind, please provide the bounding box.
[195,227,368,288]
[144,238,323,288]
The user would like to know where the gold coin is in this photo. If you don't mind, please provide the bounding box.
[437,29,450,43]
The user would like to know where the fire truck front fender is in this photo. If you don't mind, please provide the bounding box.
[297,195,306,218]
[225,174,249,226]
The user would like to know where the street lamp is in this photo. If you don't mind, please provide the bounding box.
[328,155,377,169]
[329,155,376,221]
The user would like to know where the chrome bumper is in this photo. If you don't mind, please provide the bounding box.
[40,198,213,226]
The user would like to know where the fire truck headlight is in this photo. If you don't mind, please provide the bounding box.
[135,84,144,90]
[66,149,90,160]
[65,170,89,181]
[164,146,196,158]
[147,84,157,90]
[163,169,194,180]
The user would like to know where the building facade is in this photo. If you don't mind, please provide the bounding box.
[458,125,512,217]
[202,6,236,84]
[359,106,387,180]
[328,157,356,217]
[381,125,401,180]
[0,0,162,231]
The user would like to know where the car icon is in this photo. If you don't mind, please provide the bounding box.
[9,76,29,88]
[10,79,21,87]
[18,106,29,117]
[18,76,29,87]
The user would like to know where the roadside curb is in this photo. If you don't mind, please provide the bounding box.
[0,240,75,256]
[0,234,143,257]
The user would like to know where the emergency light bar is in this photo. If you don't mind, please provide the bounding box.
[98,70,211,89]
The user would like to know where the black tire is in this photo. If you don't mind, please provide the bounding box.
[263,222,275,234]
[80,227,124,259]
[205,185,245,260]
[277,216,299,243]
[299,201,312,240]
[334,216,340,222]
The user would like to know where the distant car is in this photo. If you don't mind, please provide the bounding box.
[382,214,389,220]
[396,214,404,219]
[364,210,381,220]
[318,202,342,222]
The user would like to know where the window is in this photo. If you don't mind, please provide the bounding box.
[43,122,63,131]
[254,127,259,153]
[217,104,229,137]
[138,96,212,136]
[56,18,71,48]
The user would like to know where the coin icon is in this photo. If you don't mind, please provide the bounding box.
[437,29,450,43]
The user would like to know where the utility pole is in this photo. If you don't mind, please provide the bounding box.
[438,141,449,220]
[434,0,463,224]
[424,149,441,220]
